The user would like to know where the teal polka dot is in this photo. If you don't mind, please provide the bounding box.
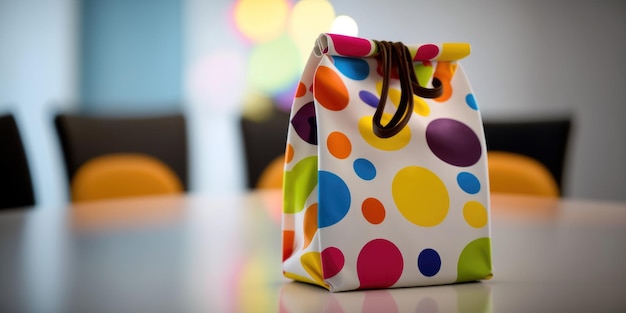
[457,172,481,194]
[465,93,478,110]
[332,56,370,80]
[354,158,376,180]
[318,171,351,227]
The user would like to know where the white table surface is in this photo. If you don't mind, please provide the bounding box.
[1,191,625,313]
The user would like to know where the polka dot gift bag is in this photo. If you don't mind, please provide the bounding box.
[282,33,492,292]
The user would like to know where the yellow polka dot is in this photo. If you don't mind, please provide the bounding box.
[463,201,488,228]
[392,166,449,227]
[376,81,430,117]
[358,114,411,151]
[300,252,326,287]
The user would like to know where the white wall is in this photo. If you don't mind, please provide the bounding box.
[0,0,78,207]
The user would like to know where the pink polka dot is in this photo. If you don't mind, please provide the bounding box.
[357,239,403,289]
[328,33,373,57]
[414,44,440,61]
[321,247,345,279]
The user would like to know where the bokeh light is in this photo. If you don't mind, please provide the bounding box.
[186,49,246,112]
[233,0,291,43]
[330,15,358,37]
[289,0,336,63]
[247,34,302,95]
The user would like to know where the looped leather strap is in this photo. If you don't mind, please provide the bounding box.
[372,40,443,138]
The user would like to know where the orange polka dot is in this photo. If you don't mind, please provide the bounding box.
[303,203,318,249]
[282,230,295,261]
[314,66,349,111]
[285,144,294,163]
[296,81,307,97]
[362,198,385,224]
[434,61,455,103]
[327,132,351,159]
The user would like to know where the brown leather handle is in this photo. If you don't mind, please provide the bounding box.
[372,40,443,138]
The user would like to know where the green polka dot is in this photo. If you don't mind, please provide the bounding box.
[283,156,318,214]
[457,238,492,283]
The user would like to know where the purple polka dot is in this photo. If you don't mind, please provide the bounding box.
[357,239,403,289]
[426,119,482,167]
[291,101,317,145]
[359,90,379,108]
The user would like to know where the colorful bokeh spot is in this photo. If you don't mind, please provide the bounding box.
[418,248,442,277]
[392,166,450,227]
[358,114,411,151]
[233,0,289,43]
[457,172,481,194]
[426,118,482,167]
[357,239,403,289]
[283,156,318,214]
[463,201,488,228]
[353,158,376,180]
[303,203,318,249]
[314,66,350,111]
[466,93,478,110]
[318,171,351,228]
[456,238,492,283]
[362,197,386,224]
[321,247,345,279]
[330,15,359,37]
[331,56,370,80]
[247,34,302,95]
[289,0,336,64]
[291,101,317,145]
[327,131,351,159]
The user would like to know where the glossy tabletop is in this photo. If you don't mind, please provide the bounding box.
[1,191,625,313]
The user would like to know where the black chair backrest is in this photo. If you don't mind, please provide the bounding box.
[54,113,189,190]
[240,108,290,189]
[483,118,572,189]
[0,114,35,210]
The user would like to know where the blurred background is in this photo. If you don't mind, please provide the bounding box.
[1,0,625,208]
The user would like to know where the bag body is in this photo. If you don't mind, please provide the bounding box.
[282,33,492,292]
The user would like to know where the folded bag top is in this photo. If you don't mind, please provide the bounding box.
[282,33,492,292]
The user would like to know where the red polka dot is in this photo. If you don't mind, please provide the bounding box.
[414,44,440,61]
[321,247,345,279]
[328,33,373,56]
[357,239,403,289]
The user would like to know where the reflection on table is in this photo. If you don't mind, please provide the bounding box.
[0,191,625,313]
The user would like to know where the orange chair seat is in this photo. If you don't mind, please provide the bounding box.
[487,151,559,198]
[71,153,183,202]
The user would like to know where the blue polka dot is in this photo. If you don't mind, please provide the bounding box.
[418,248,441,277]
[457,172,481,194]
[332,56,370,80]
[465,93,478,110]
[359,90,379,108]
[318,171,351,228]
[353,158,376,180]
